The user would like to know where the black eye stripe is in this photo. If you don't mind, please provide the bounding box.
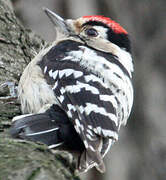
[85,28,98,37]
[82,21,131,52]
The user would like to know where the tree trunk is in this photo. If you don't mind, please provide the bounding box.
[0,0,80,179]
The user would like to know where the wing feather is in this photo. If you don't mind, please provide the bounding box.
[39,40,120,172]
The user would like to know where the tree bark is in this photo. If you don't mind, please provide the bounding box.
[0,0,80,179]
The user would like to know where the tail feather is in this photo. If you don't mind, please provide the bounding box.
[10,105,85,151]
[10,112,62,147]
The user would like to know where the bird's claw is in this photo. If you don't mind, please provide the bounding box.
[0,81,18,101]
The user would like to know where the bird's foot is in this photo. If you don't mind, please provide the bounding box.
[0,81,18,102]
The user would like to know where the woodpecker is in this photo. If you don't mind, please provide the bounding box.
[10,8,134,173]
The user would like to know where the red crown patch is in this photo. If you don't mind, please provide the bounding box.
[83,15,128,34]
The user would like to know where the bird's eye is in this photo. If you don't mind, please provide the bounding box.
[85,28,98,37]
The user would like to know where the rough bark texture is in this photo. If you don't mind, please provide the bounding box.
[0,0,80,179]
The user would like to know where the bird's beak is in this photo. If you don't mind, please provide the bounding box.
[43,8,69,36]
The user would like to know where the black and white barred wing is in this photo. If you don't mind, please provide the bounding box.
[53,74,119,172]
[39,46,120,172]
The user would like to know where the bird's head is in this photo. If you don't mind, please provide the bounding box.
[44,8,131,54]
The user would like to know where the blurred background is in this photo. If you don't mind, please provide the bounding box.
[12,0,166,179]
